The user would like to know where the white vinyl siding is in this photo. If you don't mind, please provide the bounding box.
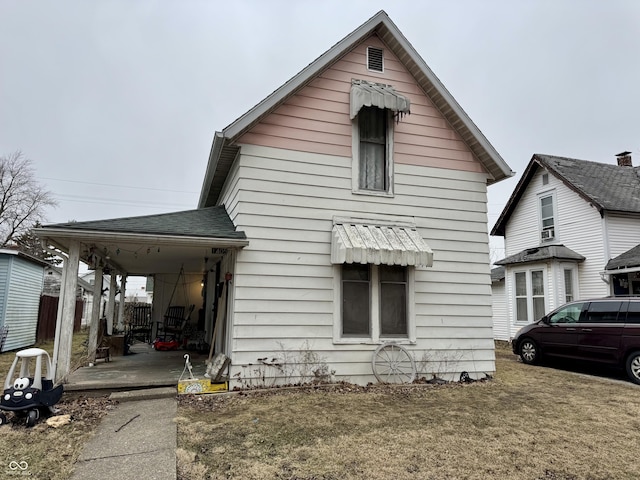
[504,169,609,301]
[224,143,494,386]
[491,279,508,341]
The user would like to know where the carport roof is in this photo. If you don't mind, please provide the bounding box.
[41,205,246,240]
[34,206,248,275]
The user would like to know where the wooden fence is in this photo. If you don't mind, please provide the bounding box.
[37,295,83,342]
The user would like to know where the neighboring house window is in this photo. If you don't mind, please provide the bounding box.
[514,269,546,322]
[564,269,574,303]
[540,193,555,241]
[531,270,545,320]
[339,263,410,341]
[358,106,389,192]
[515,272,528,322]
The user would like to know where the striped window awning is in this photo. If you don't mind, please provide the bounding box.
[331,222,433,267]
[350,79,411,120]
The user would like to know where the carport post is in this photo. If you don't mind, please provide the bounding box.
[87,266,103,363]
[117,274,127,332]
[106,274,117,335]
[55,239,80,383]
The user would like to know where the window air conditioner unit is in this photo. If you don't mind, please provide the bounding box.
[541,228,555,241]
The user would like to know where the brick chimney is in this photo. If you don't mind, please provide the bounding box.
[616,151,632,167]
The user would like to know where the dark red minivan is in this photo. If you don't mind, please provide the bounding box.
[512,298,640,384]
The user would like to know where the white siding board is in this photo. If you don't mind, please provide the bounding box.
[223,140,494,386]
[605,213,640,258]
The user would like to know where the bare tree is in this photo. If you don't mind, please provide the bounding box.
[0,151,57,247]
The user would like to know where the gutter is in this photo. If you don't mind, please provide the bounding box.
[36,228,250,249]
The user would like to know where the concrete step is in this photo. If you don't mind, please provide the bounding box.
[109,387,177,402]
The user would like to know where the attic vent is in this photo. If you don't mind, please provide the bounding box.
[542,173,549,185]
[367,47,384,72]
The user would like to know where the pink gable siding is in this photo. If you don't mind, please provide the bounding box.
[238,35,485,174]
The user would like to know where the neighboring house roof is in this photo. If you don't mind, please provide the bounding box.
[492,154,640,236]
[495,245,585,266]
[491,266,505,282]
[0,248,49,267]
[44,266,94,292]
[39,206,246,240]
[605,244,640,271]
[199,10,514,208]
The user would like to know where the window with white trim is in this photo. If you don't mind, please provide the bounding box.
[514,269,546,323]
[539,193,555,241]
[339,263,412,341]
[353,106,393,194]
[564,268,575,303]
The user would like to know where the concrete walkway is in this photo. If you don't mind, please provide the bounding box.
[71,388,178,480]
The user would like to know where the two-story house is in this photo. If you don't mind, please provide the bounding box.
[491,152,640,341]
[37,11,513,386]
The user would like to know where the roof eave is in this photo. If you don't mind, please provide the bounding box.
[35,227,250,248]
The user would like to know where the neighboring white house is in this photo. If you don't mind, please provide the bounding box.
[36,11,514,386]
[491,152,640,341]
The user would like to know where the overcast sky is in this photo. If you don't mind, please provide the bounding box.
[2,0,639,262]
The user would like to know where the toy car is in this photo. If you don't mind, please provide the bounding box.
[0,348,64,427]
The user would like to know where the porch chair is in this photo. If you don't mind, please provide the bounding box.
[157,304,194,342]
[127,305,152,344]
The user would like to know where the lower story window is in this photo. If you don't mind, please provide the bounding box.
[341,264,408,339]
[514,269,546,323]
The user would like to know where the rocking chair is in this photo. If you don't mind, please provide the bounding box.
[157,304,194,342]
[127,305,152,344]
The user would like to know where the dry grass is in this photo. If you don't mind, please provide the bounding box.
[177,343,640,480]
[0,330,114,480]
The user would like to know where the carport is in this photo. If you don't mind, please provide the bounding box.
[34,206,248,383]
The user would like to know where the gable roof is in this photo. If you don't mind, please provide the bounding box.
[491,154,640,236]
[199,10,513,208]
[38,206,246,241]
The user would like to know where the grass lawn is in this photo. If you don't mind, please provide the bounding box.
[177,343,640,480]
[0,330,116,480]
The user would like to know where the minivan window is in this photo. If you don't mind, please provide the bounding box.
[583,301,623,323]
[548,302,585,324]
[626,302,640,323]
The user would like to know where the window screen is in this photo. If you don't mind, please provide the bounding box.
[342,264,370,335]
[358,106,387,191]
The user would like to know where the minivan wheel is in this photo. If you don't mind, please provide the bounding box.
[625,351,640,385]
[519,339,539,365]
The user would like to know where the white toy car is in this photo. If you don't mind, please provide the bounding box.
[0,348,64,427]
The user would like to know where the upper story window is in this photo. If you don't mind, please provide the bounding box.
[350,80,410,196]
[539,193,555,242]
[358,106,388,191]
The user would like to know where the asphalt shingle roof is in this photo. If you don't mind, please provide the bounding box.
[491,266,505,282]
[492,154,640,236]
[535,154,640,213]
[606,244,640,271]
[43,206,246,240]
[495,245,585,266]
